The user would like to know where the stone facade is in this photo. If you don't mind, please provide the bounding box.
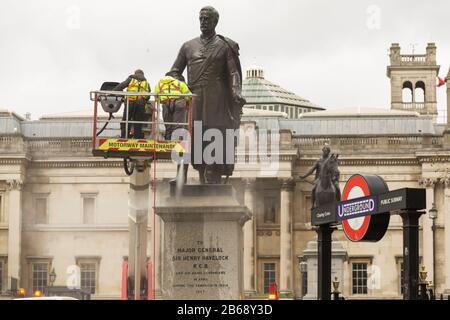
[1,109,449,299]
[1,43,450,299]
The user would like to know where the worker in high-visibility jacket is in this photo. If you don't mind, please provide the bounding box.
[113,69,150,139]
[154,73,191,141]
[155,73,191,185]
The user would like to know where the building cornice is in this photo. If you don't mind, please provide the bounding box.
[417,155,450,164]
[0,157,30,165]
[30,160,123,169]
[23,224,151,232]
[299,158,419,166]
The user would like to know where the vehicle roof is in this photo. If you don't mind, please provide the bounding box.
[14,296,79,300]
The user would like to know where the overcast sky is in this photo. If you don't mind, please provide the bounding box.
[0,0,449,120]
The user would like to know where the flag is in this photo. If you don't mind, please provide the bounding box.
[437,76,446,87]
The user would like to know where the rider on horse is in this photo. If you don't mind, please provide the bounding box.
[298,145,341,209]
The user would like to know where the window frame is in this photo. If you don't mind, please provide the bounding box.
[348,257,372,296]
[28,258,52,293]
[76,257,101,295]
[81,193,97,225]
[258,258,279,294]
[0,193,5,224]
[263,196,277,224]
[263,262,276,294]
[0,257,6,293]
[33,193,50,225]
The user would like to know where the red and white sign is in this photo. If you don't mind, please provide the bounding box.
[341,174,390,242]
[341,175,372,241]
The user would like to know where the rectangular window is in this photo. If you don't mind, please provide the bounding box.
[82,197,96,224]
[263,197,277,223]
[0,259,4,293]
[400,262,404,295]
[0,194,3,223]
[34,197,48,224]
[269,105,273,111]
[31,262,49,292]
[263,263,276,294]
[352,263,368,294]
[80,263,97,294]
[281,106,285,112]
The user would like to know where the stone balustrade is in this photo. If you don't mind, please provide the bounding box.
[400,54,427,63]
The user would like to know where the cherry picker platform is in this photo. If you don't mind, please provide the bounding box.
[89,83,194,299]
[90,82,193,163]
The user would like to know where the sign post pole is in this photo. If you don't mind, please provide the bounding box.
[400,210,424,300]
[317,224,334,300]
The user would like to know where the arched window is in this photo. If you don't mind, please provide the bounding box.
[415,81,426,103]
[402,81,413,103]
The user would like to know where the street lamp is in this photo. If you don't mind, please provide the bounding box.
[332,276,340,300]
[298,259,308,299]
[49,268,56,286]
[428,281,435,300]
[429,203,438,290]
[419,265,428,300]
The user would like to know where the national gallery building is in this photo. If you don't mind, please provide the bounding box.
[0,43,449,299]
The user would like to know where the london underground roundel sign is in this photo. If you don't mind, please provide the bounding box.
[341,174,390,242]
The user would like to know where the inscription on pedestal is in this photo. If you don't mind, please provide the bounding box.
[172,241,231,294]
[161,219,244,300]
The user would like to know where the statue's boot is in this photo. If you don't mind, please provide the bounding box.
[204,164,222,184]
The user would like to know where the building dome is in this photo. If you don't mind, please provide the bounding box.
[242,66,324,119]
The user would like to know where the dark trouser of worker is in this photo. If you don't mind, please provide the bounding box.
[163,99,188,185]
[162,99,186,140]
[121,100,146,139]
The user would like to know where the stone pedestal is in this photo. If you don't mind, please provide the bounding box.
[301,240,348,300]
[156,184,250,300]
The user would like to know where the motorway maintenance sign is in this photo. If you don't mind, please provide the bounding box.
[97,138,186,153]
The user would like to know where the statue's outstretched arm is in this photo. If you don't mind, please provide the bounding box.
[299,163,317,179]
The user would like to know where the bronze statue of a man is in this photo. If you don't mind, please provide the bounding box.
[169,6,246,184]
[299,145,341,208]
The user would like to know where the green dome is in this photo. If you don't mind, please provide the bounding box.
[242,66,323,110]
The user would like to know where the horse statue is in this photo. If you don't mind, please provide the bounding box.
[313,153,341,208]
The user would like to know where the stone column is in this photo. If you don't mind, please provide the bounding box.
[279,179,295,297]
[6,179,23,290]
[443,178,450,293]
[243,179,256,295]
[446,70,450,125]
[150,190,163,299]
[420,178,435,285]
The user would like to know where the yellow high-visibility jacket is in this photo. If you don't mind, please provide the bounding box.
[154,76,191,102]
[127,78,150,101]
